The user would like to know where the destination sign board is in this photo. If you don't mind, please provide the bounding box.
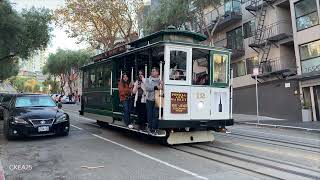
[171,92,188,114]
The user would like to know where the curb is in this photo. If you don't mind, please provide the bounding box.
[235,122,320,132]
[0,160,5,180]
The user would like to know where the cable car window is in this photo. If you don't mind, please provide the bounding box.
[89,68,96,88]
[192,48,210,85]
[103,65,111,88]
[213,54,228,83]
[169,50,187,81]
[83,70,89,88]
[97,67,103,87]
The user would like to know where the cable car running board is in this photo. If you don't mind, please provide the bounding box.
[107,123,167,137]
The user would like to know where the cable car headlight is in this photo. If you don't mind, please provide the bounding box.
[197,101,204,109]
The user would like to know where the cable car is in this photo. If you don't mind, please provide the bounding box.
[80,28,233,144]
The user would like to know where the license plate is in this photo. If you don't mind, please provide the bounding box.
[38,126,49,132]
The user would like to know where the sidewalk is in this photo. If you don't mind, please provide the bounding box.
[233,114,320,132]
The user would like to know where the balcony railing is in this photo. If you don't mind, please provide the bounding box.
[259,56,296,74]
[204,1,242,32]
[248,20,293,47]
[213,38,245,59]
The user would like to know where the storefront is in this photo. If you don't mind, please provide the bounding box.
[290,39,320,122]
[300,76,320,121]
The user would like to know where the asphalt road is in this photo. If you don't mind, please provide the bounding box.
[0,104,319,180]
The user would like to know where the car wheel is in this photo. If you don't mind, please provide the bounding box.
[60,131,69,136]
[3,116,14,140]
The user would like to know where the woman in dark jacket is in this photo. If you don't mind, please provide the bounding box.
[118,73,133,128]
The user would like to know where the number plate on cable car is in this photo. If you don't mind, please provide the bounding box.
[38,126,49,132]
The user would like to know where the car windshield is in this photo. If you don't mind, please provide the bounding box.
[15,96,56,108]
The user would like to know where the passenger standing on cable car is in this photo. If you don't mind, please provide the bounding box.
[145,67,162,134]
[133,70,147,129]
[118,73,134,129]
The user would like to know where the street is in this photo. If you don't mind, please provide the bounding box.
[0,104,319,180]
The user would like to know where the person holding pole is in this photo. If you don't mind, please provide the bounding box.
[145,67,162,134]
[133,70,147,129]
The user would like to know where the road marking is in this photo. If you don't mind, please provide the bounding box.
[71,124,83,130]
[0,160,5,180]
[92,134,208,180]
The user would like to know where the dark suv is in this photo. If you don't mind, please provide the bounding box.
[1,94,70,140]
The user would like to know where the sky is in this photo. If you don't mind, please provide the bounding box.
[10,0,88,54]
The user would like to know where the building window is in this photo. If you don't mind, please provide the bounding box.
[300,39,320,74]
[232,60,246,77]
[227,26,244,50]
[295,0,319,31]
[224,0,241,14]
[243,20,255,39]
[245,56,259,74]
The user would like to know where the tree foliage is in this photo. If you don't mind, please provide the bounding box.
[0,0,52,81]
[43,49,92,94]
[143,0,222,44]
[9,76,42,93]
[0,0,52,61]
[0,58,19,81]
[54,0,143,50]
[143,0,190,34]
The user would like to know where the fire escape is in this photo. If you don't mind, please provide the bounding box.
[246,0,274,74]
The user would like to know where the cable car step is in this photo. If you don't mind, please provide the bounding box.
[107,123,167,137]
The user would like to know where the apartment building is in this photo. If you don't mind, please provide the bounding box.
[288,0,320,121]
[190,0,303,120]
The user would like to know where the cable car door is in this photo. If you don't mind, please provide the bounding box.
[163,45,192,120]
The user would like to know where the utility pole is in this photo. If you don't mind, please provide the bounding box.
[253,68,260,124]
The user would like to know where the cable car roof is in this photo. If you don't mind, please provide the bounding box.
[129,29,207,48]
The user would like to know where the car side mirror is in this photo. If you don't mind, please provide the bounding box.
[57,103,62,109]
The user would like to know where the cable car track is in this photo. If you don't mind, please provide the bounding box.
[200,144,320,174]
[214,132,320,153]
[171,145,320,180]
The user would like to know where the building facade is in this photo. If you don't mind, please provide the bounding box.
[289,0,320,121]
[188,0,306,121]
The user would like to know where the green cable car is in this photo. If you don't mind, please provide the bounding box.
[80,29,233,144]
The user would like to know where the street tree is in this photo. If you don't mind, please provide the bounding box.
[143,0,190,34]
[0,0,52,80]
[54,0,143,50]
[143,0,222,45]
[192,0,222,45]
[0,58,19,81]
[43,49,92,94]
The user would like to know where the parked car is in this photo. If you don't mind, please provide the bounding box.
[60,95,76,104]
[1,93,70,140]
[0,93,13,121]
